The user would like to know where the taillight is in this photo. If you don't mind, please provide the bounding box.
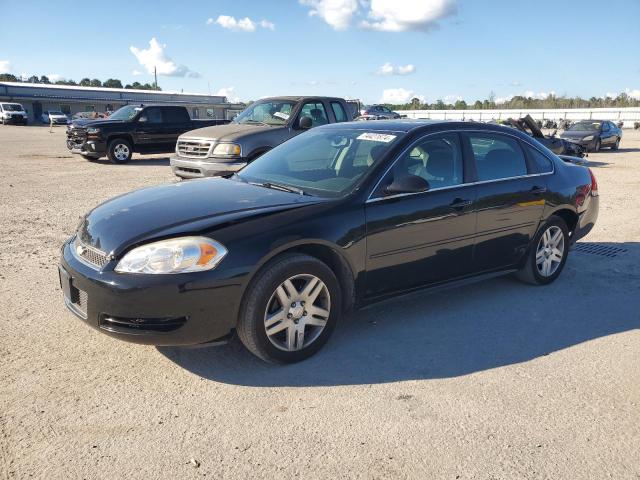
[588,168,598,196]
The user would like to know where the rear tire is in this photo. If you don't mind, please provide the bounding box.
[107,138,133,164]
[237,253,341,363]
[515,216,569,285]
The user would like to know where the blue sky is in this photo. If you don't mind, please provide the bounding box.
[1,0,639,104]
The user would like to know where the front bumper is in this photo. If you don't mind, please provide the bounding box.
[68,138,107,158]
[3,116,27,124]
[170,156,248,179]
[59,238,242,346]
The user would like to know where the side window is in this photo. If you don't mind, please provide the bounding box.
[144,107,163,123]
[330,102,348,123]
[299,102,329,127]
[467,133,528,181]
[523,143,554,174]
[164,107,189,123]
[602,122,609,131]
[376,133,463,196]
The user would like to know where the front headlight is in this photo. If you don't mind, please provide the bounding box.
[212,143,241,156]
[86,127,101,134]
[582,135,594,141]
[115,236,227,274]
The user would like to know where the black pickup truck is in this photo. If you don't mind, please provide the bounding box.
[66,105,229,163]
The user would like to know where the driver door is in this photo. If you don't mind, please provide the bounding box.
[364,132,478,297]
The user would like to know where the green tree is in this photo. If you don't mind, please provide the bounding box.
[79,78,92,86]
[90,78,102,87]
[103,78,123,89]
[0,73,18,82]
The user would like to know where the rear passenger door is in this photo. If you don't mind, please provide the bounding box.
[463,132,546,272]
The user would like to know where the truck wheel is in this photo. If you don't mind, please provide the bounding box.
[107,139,132,164]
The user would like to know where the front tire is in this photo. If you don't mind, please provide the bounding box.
[591,138,601,153]
[237,253,341,363]
[515,216,569,285]
[611,137,620,150]
[107,138,133,164]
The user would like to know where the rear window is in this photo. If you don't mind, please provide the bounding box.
[523,143,554,174]
[467,133,528,181]
[164,107,189,123]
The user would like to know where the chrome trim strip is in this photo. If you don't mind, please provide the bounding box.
[366,128,556,204]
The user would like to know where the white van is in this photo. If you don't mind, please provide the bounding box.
[0,103,28,125]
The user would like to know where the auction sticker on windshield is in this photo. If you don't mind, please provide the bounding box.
[357,132,397,143]
[273,112,290,120]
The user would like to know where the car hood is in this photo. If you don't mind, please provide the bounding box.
[180,122,286,142]
[71,118,122,128]
[77,178,321,255]
[560,130,595,138]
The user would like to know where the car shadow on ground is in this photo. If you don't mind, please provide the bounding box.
[158,242,640,387]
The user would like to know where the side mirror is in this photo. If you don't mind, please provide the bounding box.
[298,116,312,130]
[384,175,430,195]
[138,116,147,123]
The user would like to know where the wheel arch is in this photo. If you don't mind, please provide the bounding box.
[247,146,271,161]
[241,240,356,314]
[549,207,579,237]
[107,133,134,148]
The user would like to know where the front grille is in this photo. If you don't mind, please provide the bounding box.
[73,237,109,269]
[177,139,213,158]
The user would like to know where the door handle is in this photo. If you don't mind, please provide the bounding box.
[449,198,473,210]
[531,186,547,195]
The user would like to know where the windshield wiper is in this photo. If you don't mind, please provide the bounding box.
[242,119,270,127]
[249,181,307,196]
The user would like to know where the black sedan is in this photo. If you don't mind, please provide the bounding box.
[59,120,599,363]
[560,120,622,152]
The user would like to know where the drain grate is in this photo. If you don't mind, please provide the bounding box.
[573,242,628,257]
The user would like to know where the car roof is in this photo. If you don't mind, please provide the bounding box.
[256,96,346,102]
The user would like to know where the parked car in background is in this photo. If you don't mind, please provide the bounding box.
[41,110,70,125]
[359,104,401,119]
[170,96,352,179]
[0,103,28,125]
[560,120,622,152]
[66,104,228,163]
[59,120,598,363]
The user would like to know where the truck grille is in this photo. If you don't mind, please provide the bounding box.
[73,237,109,269]
[70,285,88,316]
[177,139,213,158]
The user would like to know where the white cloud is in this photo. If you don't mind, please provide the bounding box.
[444,94,462,103]
[0,60,10,73]
[132,69,143,76]
[129,38,200,78]
[47,73,62,82]
[215,86,241,103]
[377,62,415,76]
[380,87,421,104]
[300,0,358,30]
[495,95,514,104]
[523,90,556,99]
[361,0,457,32]
[208,15,275,32]
[301,0,456,31]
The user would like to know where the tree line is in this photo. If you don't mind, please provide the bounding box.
[0,73,160,91]
[390,92,640,111]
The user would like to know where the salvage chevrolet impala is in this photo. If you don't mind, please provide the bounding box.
[59,120,599,363]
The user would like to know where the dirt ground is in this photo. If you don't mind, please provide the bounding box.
[1,125,639,479]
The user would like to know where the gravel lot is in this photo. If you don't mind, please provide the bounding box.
[1,125,639,479]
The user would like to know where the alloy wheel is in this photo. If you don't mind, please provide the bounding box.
[263,274,331,352]
[536,226,565,277]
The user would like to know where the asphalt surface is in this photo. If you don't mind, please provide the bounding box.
[1,125,638,479]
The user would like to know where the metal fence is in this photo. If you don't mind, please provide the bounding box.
[401,107,640,128]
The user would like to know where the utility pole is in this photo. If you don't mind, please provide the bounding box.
[154,66,158,90]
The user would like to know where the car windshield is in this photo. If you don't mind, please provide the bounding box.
[233,100,297,126]
[567,122,600,132]
[50,111,64,116]
[109,105,143,121]
[237,128,403,198]
[2,104,23,111]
